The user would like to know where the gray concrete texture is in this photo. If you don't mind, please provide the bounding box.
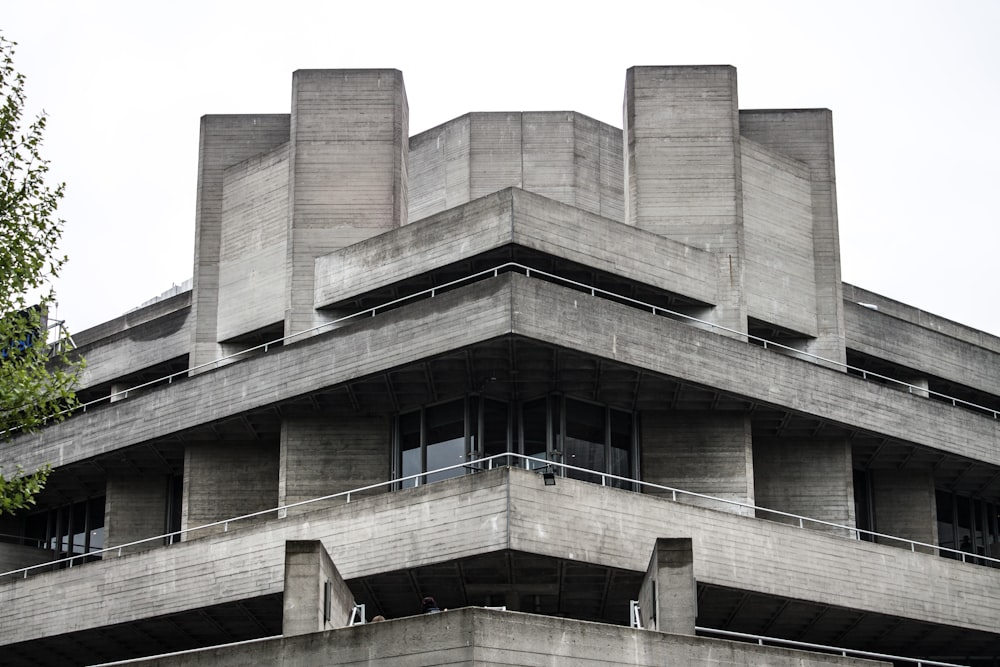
[8,275,999,481]
[3,468,997,647]
[112,607,888,667]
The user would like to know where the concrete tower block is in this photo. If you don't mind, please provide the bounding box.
[624,66,746,333]
[739,110,846,364]
[285,69,408,338]
[407,112,625,224]
[637,537,697,634]
[190,115,291,370]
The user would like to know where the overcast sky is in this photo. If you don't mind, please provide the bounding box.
[4,1,999,337]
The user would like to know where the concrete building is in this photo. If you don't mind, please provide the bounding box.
[1,66,998,666]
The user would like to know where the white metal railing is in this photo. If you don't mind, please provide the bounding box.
[696,627,969,667]
[3,262,999,438]
[3,454,997,583]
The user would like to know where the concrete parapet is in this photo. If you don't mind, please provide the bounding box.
[637,537,696,633]
[282,539,355,635]
[106,606,887,667]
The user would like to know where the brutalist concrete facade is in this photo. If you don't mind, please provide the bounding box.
[1,66,998,666]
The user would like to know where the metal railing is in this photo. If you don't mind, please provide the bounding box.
[3,453,997,582]
[696,627,969,667]
[3,261,999,438]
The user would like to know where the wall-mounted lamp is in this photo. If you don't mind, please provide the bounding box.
[542,469,557,486]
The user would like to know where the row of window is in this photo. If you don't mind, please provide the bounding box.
[394,395,637,488]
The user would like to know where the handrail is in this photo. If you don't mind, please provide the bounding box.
[3,453,996,582]
[696,626,967,667]
[2,262,998,438]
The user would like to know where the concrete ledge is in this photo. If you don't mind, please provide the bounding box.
[313,187,717,310]
[2,468,997,646]
[109,607,887,666]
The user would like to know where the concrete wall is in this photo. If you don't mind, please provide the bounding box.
[284,69,408,338]
[641,411,754,513]
[753,437,855,533]
[740,109,846,363]
[870,469,937,552]
[181,441,279,537]
[408,112,624,224]
[741,138,818,337]
[190,114,291,368]
[216,144,289,342]
[118,607,886,667]
[105,474,169,553]
[624,66,746,333]
[279,416,390,512]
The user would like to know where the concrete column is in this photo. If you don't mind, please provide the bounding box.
[871,469,937,553]
[283,540,356,635]
[641,411,754,514]
[637,537,696,634]
[279,416,391,515]
[753,437,855,535]
[181,441,279,539]
[105,474,169,553]
[624,66,746,334]
[189,115,291,371]
[285,69,408,339]
[739,110,846,365]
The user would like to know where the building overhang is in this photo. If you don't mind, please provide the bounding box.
[2,468,997,664]
[6,272,1000,503]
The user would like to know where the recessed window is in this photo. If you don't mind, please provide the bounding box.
[394,395,635,488]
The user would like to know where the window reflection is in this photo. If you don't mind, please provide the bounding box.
[395,395,635,488]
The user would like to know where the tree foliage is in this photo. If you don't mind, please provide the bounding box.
[0,34,82,514]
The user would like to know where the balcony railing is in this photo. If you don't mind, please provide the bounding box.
[3,453,997,583]
[2,262,998,440]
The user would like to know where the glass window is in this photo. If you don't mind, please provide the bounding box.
[563,398,605,484]
[936,490,956,556]
[395,394,637,488]
[425,401,466,483]
[482,399,510,465]
[521,398,549,467]
[399,411,422,488]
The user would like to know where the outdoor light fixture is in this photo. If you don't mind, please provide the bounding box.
[542,469,557,486]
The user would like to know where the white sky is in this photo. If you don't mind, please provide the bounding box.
[4,0,1000,337]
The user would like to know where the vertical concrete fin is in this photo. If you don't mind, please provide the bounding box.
[286,69,408,338]
[739,109,846,364]
[283,540,356,636]
[190,115,290,370]
[623,66,746,333]
[638,537,696,634]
